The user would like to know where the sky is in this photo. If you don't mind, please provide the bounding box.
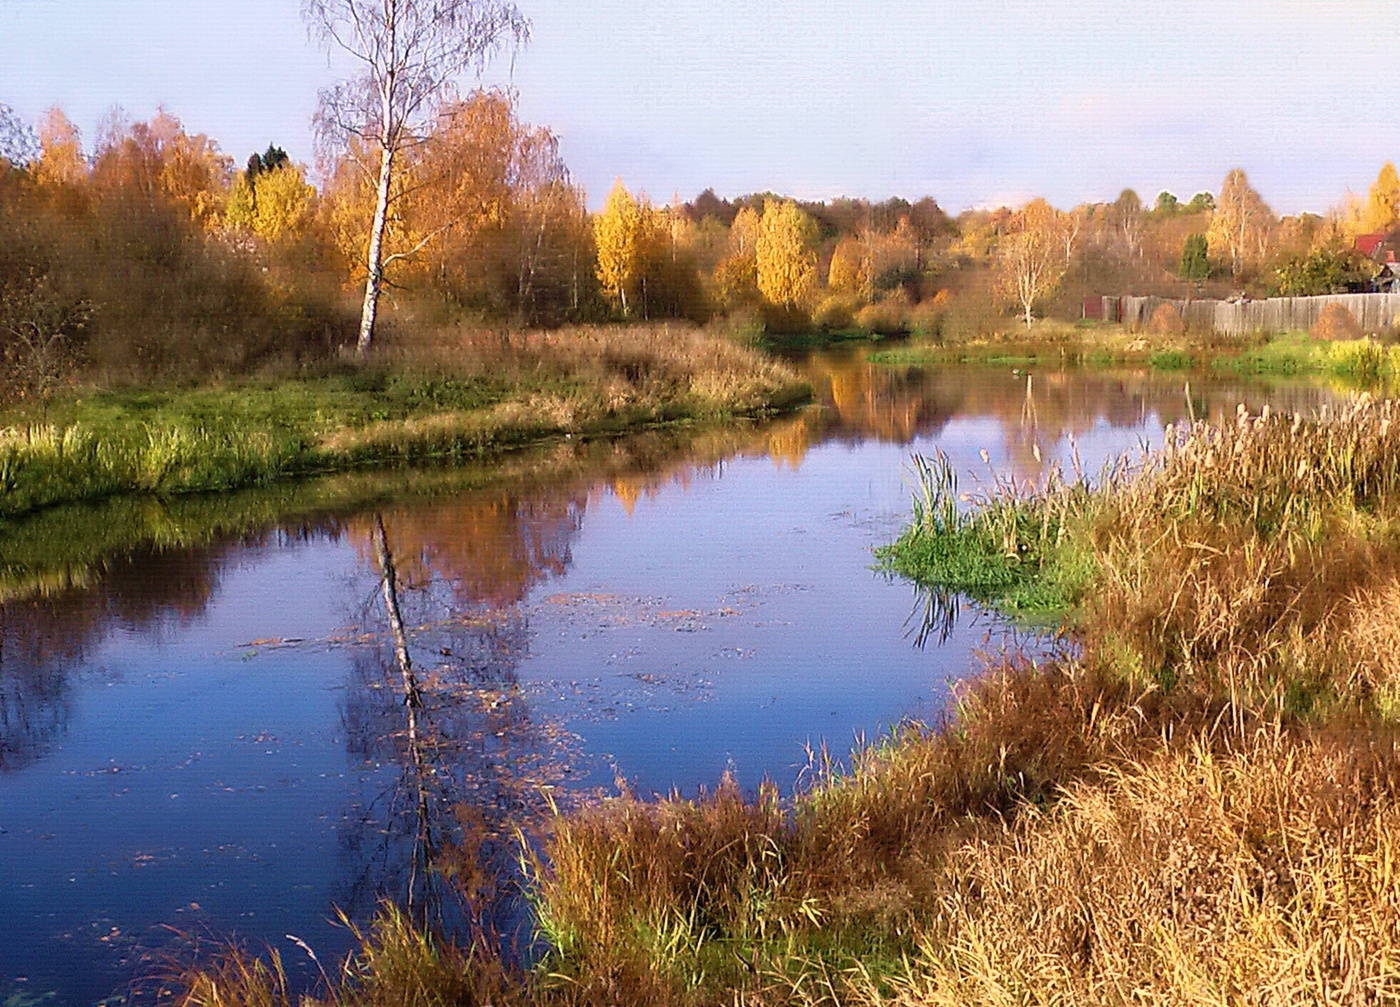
[2,0,1398,214]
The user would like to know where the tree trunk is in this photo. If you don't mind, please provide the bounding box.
[372,512,417,696]
[371,513,436,922]
[356,144,396,357]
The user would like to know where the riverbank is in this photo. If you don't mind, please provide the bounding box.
[0,324,809,525]
[870,322,1400,385]
[175,391,1400,1004]
[510,396,1400,1005]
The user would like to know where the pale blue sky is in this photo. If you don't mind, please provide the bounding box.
[2,0,1396,213]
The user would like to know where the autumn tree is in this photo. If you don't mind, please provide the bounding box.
[729,205,761,257]
[594,180,645,316]
[34,108,87,192]
[865,217,920,293]
[225,159,316,243]
[709,205,763,310]
[89,110,231,229]
[324,89,592,324]
[1112,188,1144,258]
[996,198,1069,327]
[1360,162,1400,234]
[755,199,818,309]
[1207,169,1274,278]
[827,236,869,296]
[305,0,529,355]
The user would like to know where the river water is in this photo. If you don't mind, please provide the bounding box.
[0,348,1348,1005]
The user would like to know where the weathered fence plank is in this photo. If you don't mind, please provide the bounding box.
[1111,293,1400,337]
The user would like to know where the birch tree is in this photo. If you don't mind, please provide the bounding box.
[305,0,529,355]
[755,199,818,309]
[996,198,1069,328]
[1207,169,1274,279]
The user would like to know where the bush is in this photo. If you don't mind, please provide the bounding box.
[907,298,946,339]
[1311,302,1364,341]
[812,294,861,331]
[1145,302,1186,337]
[854,296,910,336]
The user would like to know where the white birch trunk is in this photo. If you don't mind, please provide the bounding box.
[355,141,395,356]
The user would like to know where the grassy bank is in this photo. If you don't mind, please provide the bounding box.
[0,419,804,604]
[177,398,1400,1005]
[869,322,1400,387]
[0,324,808,524]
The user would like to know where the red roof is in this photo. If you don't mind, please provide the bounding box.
[1356,233,1387,256]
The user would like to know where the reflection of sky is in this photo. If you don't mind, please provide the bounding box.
[0,359,1354,1005]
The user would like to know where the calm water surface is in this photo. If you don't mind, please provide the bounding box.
[0,349,1347,1004]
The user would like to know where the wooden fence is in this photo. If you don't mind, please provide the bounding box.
[1090,293,1400,337]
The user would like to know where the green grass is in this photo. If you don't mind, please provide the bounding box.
[0,325,810,523]
[757,328,887,350]
[868,328,1400,385]
[1147,349,1193,370]
[868,346,1050,368]
[874,453,1095,622]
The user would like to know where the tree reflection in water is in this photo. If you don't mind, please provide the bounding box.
[336,508,582,951]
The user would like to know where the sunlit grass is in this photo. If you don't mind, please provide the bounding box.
[0,324,808,521]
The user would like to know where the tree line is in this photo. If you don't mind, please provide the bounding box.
[5,85,1400,393]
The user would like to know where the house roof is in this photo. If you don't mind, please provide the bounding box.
[1356,233,1387,257]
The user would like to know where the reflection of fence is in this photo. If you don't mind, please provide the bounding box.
[1085,294,1400,336]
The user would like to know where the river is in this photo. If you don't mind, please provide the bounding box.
[0,347,1349,1005]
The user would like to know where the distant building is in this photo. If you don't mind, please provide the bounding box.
[1353,230,1400,291]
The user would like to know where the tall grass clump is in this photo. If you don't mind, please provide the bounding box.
[869,727,1400,1007]
[174,905,525,1007]
[887,397,1400,714]
[876,451,1101,620]
[518,658,1271,1005]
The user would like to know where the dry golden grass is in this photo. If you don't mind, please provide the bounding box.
[870,727,1400,1007]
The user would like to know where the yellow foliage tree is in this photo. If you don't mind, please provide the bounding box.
[34,108,86,191]
[729,205,761,256]
[594,180,646,316]
[225,163,315,243]
[995,198,1069,327]
[90,109,231,229]
[1207,169,1275,278]
[827,236,870,297]
[755,199,818,309]
[1362,162,1400,234]
[320,91,590,323]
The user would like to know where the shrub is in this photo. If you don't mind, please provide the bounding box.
[812,294,861,331]
[1311,302,1363,341]
[907,298,946,339]
[1145,302,1186,336]
[854,297,910,336]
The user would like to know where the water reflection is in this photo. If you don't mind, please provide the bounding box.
[0,354,1352,776]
